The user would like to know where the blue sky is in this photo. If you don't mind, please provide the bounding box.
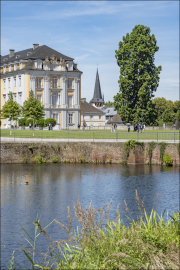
[1,1,179,102]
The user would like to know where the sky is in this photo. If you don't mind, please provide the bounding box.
[1,1,179,102]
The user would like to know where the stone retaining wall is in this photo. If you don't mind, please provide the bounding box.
[1,142,179,166]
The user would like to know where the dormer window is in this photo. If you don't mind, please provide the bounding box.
[27,52,32,56]
[37,61,42,69]
[3,58,8,62]
[16,55,20,59]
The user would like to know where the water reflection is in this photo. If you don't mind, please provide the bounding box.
[1,163,179,269]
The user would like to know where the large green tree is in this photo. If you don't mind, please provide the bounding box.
[1,92,21,122]
[21,90,45,120]
[114,25,162,125]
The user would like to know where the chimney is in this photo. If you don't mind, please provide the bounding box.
[9,49,15,58]
[33,44,39,50]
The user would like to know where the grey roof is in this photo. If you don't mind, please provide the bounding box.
[90,69,104,103]
[99,106,117,116]
[1,45,74,64]
[81,101,104,114]
[107,114,123,124]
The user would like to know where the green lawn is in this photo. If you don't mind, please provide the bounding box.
[1,129,179,141]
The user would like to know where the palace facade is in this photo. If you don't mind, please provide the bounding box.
[0,44,82,129]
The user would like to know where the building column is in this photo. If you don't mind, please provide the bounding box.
[62,77,67,108]
[44,75,50,108]
[61,110,67,129]
[30,75,36,95]
[74,78,80,108]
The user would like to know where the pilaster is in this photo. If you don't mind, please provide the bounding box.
[74,78,80,108]
[62,77,67,108]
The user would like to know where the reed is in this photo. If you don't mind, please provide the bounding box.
[8,191,179,269]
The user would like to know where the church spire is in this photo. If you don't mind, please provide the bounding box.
[93,68,102,100]
[90,68,105,107]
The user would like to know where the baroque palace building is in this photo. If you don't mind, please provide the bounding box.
[0,44,82,129]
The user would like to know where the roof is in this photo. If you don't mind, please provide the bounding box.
[1,45,74,64]
[90,69,104,103]
[107,114,123,124]
[81,101,104,114]
[99,106,117,115]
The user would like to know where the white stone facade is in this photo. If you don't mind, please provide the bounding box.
[0,46,82,129]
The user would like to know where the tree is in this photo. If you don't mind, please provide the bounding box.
[1,92,21,123]
[105,101,113,106]
[162,109,173,123]
[176,110,180,121]
[114,25,162,125]
[21,90,45,120]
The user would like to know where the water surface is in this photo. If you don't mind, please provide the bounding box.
[1,163,179,268]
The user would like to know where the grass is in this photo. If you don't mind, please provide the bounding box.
[1,129,179,141]
[7,191,180,269]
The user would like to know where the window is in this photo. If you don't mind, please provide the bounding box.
[68,95,73,108]
[68,113,73,124]
[18,92,22,105]
[99,115,102,120]
[90,115,93,120]
[14,64,17,71]
[20,63,22,69]
[3,79,6,89]
[52,92,58,106]
[106,116,109,120]
[3,95,6,105]
[36,78,42,88]
[14,77,16,87]
[37,62,42,69]
[19,76,21,86]
[52,76,58,88]
[13,93,17,102]
[9,65,11,72]
[68,79,73,89]
[3,67,6,73]
[8,78,10,88]
[37,94,42,103]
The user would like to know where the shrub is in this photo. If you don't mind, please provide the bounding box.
[18,118,27,126]
[37,118,45,127]
[52,156,59,163]
[26,118,34,127]
[45,118,56,127]
[163,153,173,166]
[33,154,46,164]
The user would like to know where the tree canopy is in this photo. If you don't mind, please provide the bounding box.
[21,90,45,120]
[1,92,21,122]
[113,25,162,125]
[104,101,113,106]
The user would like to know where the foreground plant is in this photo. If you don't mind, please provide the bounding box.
[7,192,180,269]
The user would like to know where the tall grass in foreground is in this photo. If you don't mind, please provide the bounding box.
[7,191,179,269]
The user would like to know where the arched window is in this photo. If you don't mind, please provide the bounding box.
[52,76,58,88]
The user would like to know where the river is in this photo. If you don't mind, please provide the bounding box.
[1,163,179,268]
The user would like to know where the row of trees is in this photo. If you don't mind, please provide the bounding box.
[112,24,179,126]
[1,90,45,126]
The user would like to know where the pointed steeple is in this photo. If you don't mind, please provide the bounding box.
[93,68,102,100]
